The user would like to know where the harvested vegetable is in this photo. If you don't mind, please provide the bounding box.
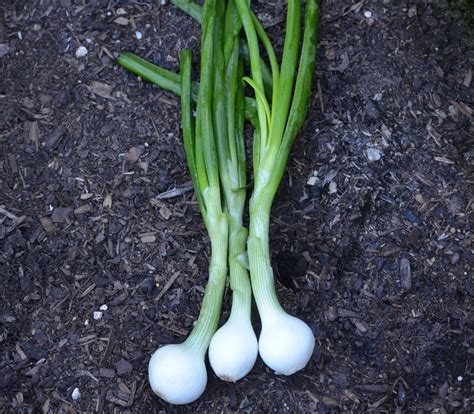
[206,0,257,383]
[118,0,319,404]
[236,0,319,375]
[148,4,229,404]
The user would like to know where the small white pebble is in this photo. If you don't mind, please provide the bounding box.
[99,304,108,311]
[84,319,89,326]
[93,311,103,320]
[364,11,372,18]
[71,388,81,401]
[307,176,319,186]
[85,37,93,44]
[17,31,23,40]
[457,376,463,381]
[373,92,383,101]
[329,181,337,194]
[135,31,143,40]
[75,46,88,58]
[306,171,319,186]
[366,147,382,162]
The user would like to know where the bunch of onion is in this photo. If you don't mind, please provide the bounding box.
[117,0,319,405]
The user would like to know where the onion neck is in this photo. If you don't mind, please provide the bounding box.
[225,190,252,322]
[248,183,284,323]
[185,213,228,355]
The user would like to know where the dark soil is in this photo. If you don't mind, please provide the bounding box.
[1,0,473,413]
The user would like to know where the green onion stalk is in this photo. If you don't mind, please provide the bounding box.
[147,1,229,405]
[207,0,257,383]
[236,0,319,375]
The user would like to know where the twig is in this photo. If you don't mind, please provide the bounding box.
[317,79,324,113]
[154,271,181,302]
[0,206,18,220]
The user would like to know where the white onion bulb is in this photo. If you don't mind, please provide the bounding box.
[209,318,258,382]
[148,344,207,405]
[258,311,314,375]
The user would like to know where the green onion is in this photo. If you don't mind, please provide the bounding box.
[207,0,257,383]
[148,1,229,404]
[236,0,319,375]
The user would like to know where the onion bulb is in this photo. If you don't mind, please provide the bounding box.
[148,344,207,405]
[209,317,258,382]
[258,311,314,375]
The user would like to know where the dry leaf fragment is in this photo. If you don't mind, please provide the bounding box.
[88,81,115,100]
[159,206,172,220]
[349,1,363,13]
[114,16,129,26]
[343,389,361,404]
[434,156,454,164]
[40,217,59,233]
[463,68,472,88]
[51,207,72,223]
[426,122,442,147]
[380,123,392,144]
[337,53,350,72]
[450,100,472,117]
[141,234,156,243]
[153,185,193,200]
[124,146,144,163]
[74,204,92,215]
[28,121,39,150]
[353,319,368,333]
[103,194,113,208]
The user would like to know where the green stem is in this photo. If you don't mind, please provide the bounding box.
[117,52,197,98]
[212,0,230,185]
[219,1,253,323]
[196,0,220,200]
[247,205,283,321]
[276,0,319,172]
[240,41,273,99]
[171,0,273,97]
[236,0,269,163]
[180,49,205,214]
[227,195,252,321]
[117,52,257,120]
[266,0,301,153]
[171,0,202,23]
[185,214,229,354]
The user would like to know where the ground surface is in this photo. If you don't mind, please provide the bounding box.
[1,0,473,413]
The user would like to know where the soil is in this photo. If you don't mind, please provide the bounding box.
[1,0,473,413]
